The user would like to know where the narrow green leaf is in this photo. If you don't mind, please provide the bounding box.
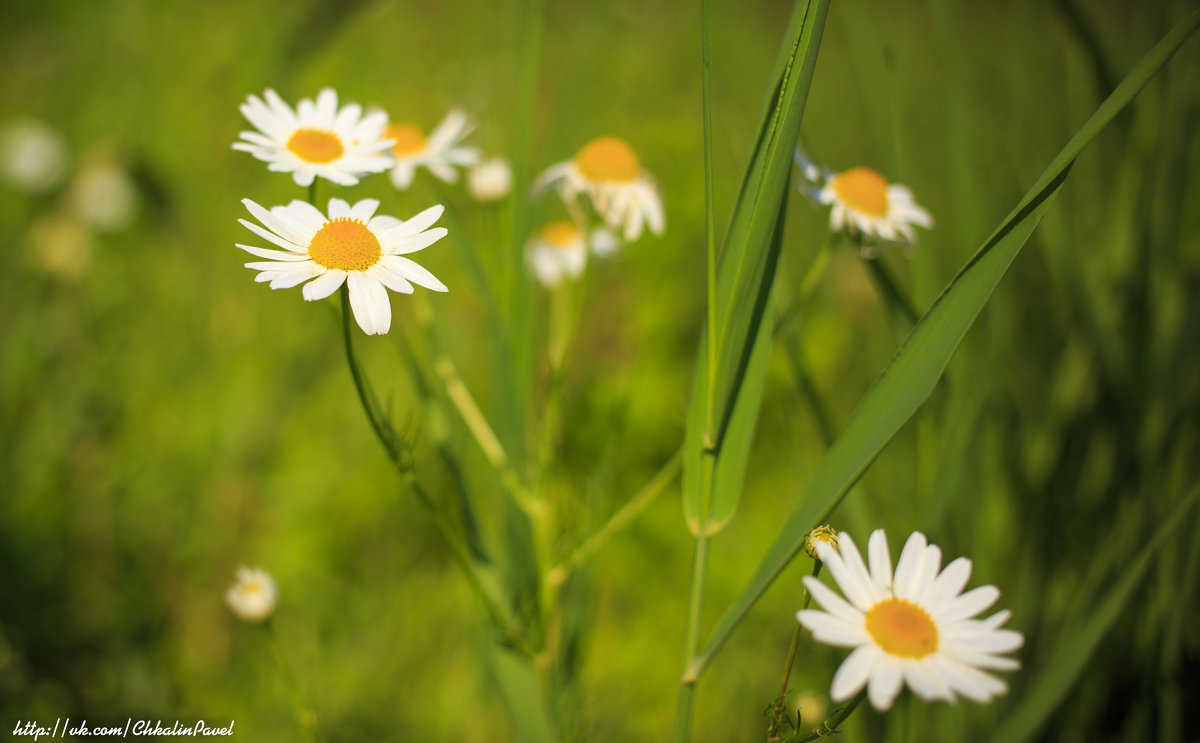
[685,9,1200,677]
[682,0,830,534]
[490,645,557,743]
[986,486,1200,743]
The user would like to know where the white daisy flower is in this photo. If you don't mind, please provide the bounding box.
[385,109,480,190]
[534,136,664,242]
[0,119,69,193]
[467,156,513,202]
[816,166,932,246]
[225,566,278,622]
[233,88,393,187]
[527,219,614,288]
[797,529,1023,712]
[237,197,448,336]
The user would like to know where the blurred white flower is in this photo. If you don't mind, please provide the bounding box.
[534,136,664,242]
[237,197,448,335]
[386,110,480,191]
[225,567,278,622]
[816,166,932,248]
[467,156,512,202]
[0,119,69,192]
[798,529,1022,711]
[527,220,590,288]
[71,161,139,232]
[234,88,393,187]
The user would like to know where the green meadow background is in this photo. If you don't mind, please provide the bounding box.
[2,0,1199,741]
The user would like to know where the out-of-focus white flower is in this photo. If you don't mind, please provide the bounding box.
[527,220,591,288]
[798,529,1023,712]
[71,161,139,232]
[816,166,932,247]
[233,88,393,187]
[534,136,664,242]
[467,156,512,202]
[237,197,448,335]
[0,120,69,193]
[225,567,278,622]
[386,110,480,191]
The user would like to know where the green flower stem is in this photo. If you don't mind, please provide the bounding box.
[789,692,864,743]
[264,621,317,743]
[338,287,526,649]
[860,253,918,334]
[675,0,718,739]
[546,448,683,590]
[766,561,822,741]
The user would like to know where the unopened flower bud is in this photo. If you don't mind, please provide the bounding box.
[804,525,839,560]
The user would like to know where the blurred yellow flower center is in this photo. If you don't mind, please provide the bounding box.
[865,598,938,658]
[574,136,640,182]
[242,582,265,597]
[286,128,344,164]
[308,218,381,271]
[387,123,427,156]
[833,167,889,217]
[540,220,582,250]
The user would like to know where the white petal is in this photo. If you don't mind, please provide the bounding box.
[826,532,879,611]
[796,610,869,647]
[922,557,973,612]
[327,198,352,220]
[867,529,893,594]
[634,180,665,236]
[347,272,391,335]
[866,656,903,711]
[830,644,878,702]
[906,544,943,604]
[427,109,470,150]
[902,659,955,702]
[383,255,447,292]
[301,269,347,301]
[936,585,1000,623]
[238,219,305,253]
[388,204,445,239]
[801,575,863,624]
[367,264,415,295]
[236,243,308,262]
[893,532,930,598]
[384,227,448,256]
[350,199,380,222]
[389,162,416,190]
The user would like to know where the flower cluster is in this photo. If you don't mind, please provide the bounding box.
[528,136,665,288]
[233,88,479,335]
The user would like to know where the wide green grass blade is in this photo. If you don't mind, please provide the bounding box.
[684,9,1200,677]
[986,486,1200,743]
[682,0,830,534]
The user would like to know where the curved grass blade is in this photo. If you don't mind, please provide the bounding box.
[682,0,830,535]
[985,485,1200,743]
[683,8,1200,679]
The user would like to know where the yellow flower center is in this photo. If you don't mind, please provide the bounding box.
[540,220,582,250]
[387,122,427,156]
[286,128,344,164]
[832,167,889,217]
[308,218,382,271]
[574,136,640,183]
[242,582,265,597]
[865,598,938,658]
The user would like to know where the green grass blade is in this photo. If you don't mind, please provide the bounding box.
[682,0,830,535]
[684,8,1200,678]
[986,486,1200,743]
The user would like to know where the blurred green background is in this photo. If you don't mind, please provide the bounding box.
[2,0,1199,741]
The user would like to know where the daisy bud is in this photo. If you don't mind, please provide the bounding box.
[804,524,840,560]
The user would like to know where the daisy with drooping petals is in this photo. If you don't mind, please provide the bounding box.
[534,136,665,242]
[234,88,394,187]
[226,566,278,622]
[385,110,481,190]
[816,166,932,247]
[237,197,448,335]
[797,529,1022,712]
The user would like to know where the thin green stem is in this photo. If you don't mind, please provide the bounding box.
[673,526,710,743]
[308,181,317,208]
[337,288,526,648]
[789,692,865,743]
[546,448,683,589]
[767,562,822,740]
[264,621,317,743]
[700,0,718,448]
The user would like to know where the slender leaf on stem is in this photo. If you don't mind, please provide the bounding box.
[684,9,1200,681]
[682,0,831,535]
